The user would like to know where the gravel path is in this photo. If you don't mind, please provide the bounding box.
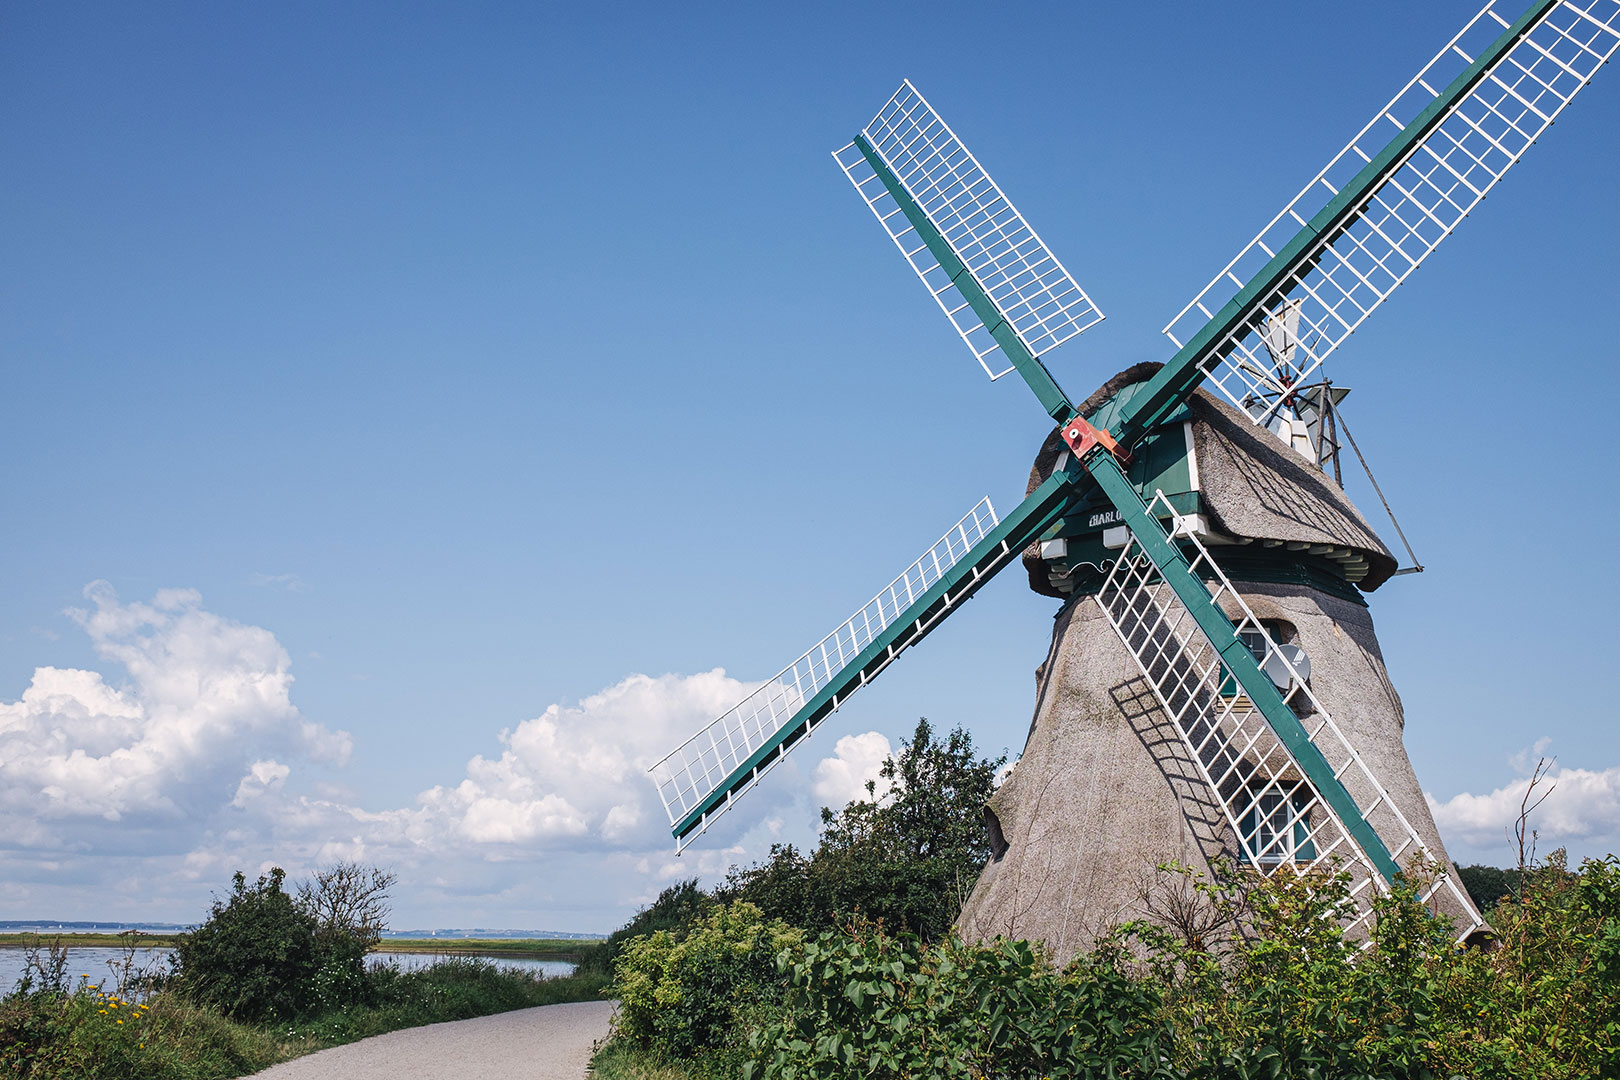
[248,999,616,1080]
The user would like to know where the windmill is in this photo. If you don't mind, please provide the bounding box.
[650,0,1619,950]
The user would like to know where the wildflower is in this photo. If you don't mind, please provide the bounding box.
[117,1019,123,1025]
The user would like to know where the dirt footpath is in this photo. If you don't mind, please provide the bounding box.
[249,999,616,1080]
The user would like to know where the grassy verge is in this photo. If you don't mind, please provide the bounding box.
[376,937,591,960]
[0,934,182,949]
[589,1040,698,1080]
[2,960,609,1079]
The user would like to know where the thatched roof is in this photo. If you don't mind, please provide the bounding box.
[1022,363,1398,596]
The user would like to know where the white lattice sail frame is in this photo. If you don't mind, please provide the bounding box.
[1096,493,1483,940]
[650,497,999,845]
[1164,0,1620,428]
[835,80,1104,379]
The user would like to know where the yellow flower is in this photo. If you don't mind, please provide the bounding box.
[117,1019,123,1025]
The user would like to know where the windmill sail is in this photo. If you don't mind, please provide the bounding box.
[652,470,1084,849]
[834,81,1101,416]
[1158,0,1619,437]
[1095,492,1481,938]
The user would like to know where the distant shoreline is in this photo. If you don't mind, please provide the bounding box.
[0,933,591,961]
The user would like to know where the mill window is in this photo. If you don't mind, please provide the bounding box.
[1238,784,1317,866]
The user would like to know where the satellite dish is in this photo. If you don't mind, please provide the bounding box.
[1261,642,1310,693]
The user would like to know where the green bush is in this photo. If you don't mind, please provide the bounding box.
[747,926,1174,1080]
[609,902,801,1065]
[579,878,714,976]
[172,868,321,1023]
[722,719,1003,941]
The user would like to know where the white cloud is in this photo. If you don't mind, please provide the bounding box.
[0,582,350,839]
[0,583,908,930]
[408,669,764,852]
[232,760,290,807]
[1428,763,1620,861]
[812,731,893,809]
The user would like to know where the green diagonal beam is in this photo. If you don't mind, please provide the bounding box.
[1083,450,1402,883]
[672,463,1085,842]
[853,134,1077,423]
[1110,0,1558,448]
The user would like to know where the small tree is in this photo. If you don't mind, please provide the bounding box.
[296,862,396,950]
[293,862,396,1011]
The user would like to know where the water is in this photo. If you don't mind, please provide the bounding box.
[1,947,576,994]
[0,947,170,995]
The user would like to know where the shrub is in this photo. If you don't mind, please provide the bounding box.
[746,926,1173,1080]
[579,878,713,976]
[723,719,1004,941]
[610,902,801,1064]
[173,868,320,1022]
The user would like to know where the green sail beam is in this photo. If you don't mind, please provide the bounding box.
[670,464,1083,843]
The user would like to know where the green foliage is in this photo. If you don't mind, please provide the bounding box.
[746,925,1174,1080]
[171,863,409,1023]
[579,878,714,976]
[591,1038,702,1080]
[609,902,802,1067]
[1458,863,1519,912]
[0,961,608,1079]
[589,852,1620,1080]
[172,868,321,1023]
[279,958,609,1045]
[0,985,283,1080]
[723,719,1004,941]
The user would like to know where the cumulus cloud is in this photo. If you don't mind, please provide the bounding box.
[1428,761,1620,860]
[0,582,912,928]
[812,731,893,809]
[232,760,291,807]
[0,582,350,843]
[408,669,766,852]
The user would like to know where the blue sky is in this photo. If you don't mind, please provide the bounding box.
[3,1,1617,933]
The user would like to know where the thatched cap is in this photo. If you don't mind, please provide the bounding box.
[1023,363,1398,597]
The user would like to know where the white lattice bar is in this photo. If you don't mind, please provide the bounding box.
[650,497,999,832]
[834,80,1103,379]
[1164,0,1620,429]
[1095,493,1482,939]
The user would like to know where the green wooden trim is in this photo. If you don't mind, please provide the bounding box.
[671,465,1086,841]
[1112,0,1559,446]
[1082,451,1402,884]
[853,135,1076,423]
